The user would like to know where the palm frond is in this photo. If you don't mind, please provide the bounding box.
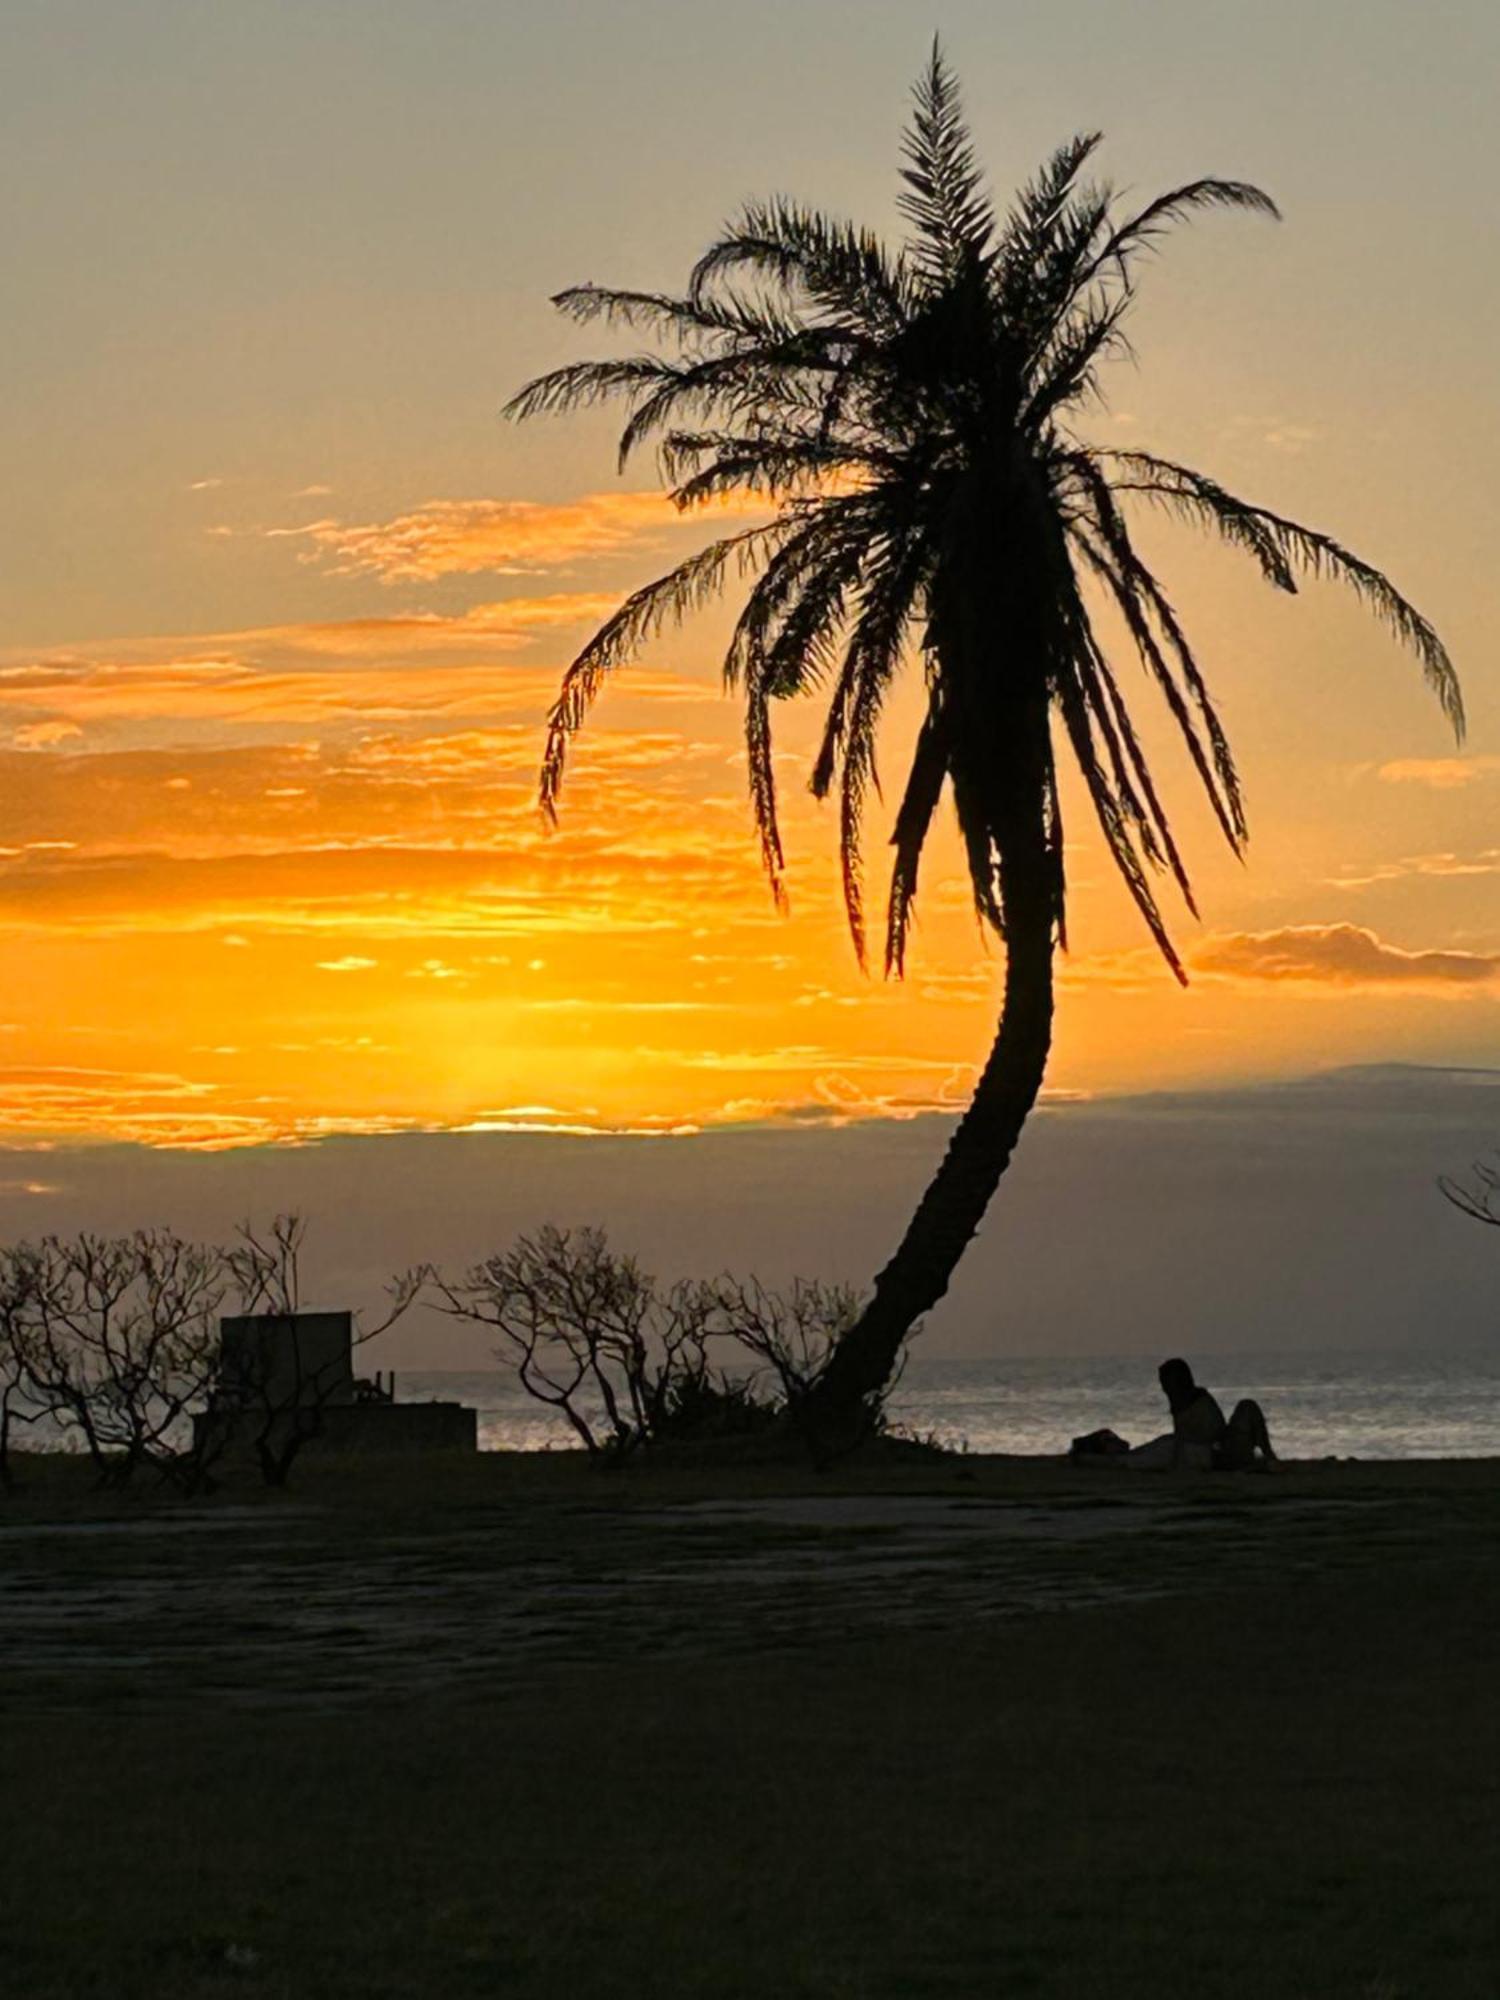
[761,534,868,696]
[539,520,793,817]
[613,341,852,470]
[993,133,1105,340]
[690,199,911,336]
[1073,621,1197,912]
[1086,179,1279,286]
[946,755,1004,935]
[668,438,861,507]
[503,357,680,424]
[550,283,803,348]
[898,40,996,281]
[1106,451,1299,590]
[744,680,786,907]
[885,700,949,975]
[721,508,872,898]
[1053,659,1187,982]
[1063,451,1245,846]
[1021,293,1133,429]
[814,538,928,961]
[1072,527,1245,852]
[1108,451,1463,735]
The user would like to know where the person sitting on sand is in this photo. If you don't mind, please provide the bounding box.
[1072,1358,1277,1470]
[1131,1358,1277,1471]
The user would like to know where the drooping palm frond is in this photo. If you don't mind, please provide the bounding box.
[689,198,912,337]
[885,697,949,976]
[1107,451,1465,734]
[1051,648,1187,982]
[611,344,848,472]
[720,497,880,895]
[1071,528,1246,853]
[819,534,930,962]
[502,357,683,424]
[550,282,805,348]
[1084,179,1281,288]
[1061,449,1246,847]
[1021,292,1133,430]
[538,520,794,817]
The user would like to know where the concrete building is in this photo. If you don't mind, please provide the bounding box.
[219,1309,356,1413]
[200,1308,477,1457]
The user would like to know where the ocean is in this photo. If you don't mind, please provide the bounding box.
[398,1348,1500,1460]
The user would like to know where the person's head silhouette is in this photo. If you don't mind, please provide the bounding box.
[1158,1357,1198,1413]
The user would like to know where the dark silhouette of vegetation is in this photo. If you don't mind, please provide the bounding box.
[432,1225,899,1456]
[0,1230,232,1491]
[1440,1156,1500,1230]
[0,1216,417,1492]
[506,45,1461,1432]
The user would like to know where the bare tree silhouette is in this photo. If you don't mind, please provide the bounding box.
[1440,1157,1500,1229]
[508,44,1461,1430]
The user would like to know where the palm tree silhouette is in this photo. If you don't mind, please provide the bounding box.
[507,46,1461,1425]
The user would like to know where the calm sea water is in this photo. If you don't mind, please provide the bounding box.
[398,1349,1500,1461]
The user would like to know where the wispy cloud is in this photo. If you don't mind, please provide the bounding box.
[1328,850,1500,889]
[0,1063,422,1151]
[1262,423,1322,454]
[1192,924,1500,989]
[1222,415,1324,455]
[0,595,717,734]
[1375,755,1500,789]
[271,490,767,583]
[12,720,83,749]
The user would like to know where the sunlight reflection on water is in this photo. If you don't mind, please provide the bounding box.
[398,1349,1500,1460]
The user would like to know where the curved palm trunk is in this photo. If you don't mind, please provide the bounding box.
[801,474,1069,1441]
[810,844,1054,1423]
[809,494,1064,1436]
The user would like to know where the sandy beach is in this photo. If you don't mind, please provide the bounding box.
[5,1450,1498,1996]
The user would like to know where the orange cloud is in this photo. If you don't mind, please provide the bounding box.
[0,1062,425,1151]
[1375,756,1500,789]
[1192,924,1500,989]
[272,490,767,582]
[0,623,716,736]
[0,725,738,864]
[12,720,83,749]
[1329,850,1500,889]
[0,824,773,939]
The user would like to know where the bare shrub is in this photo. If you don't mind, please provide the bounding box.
[0,1214,419,1492]
[1440,1155,1500,1228]
[0,1230,234,1489]
[433,1225,898,1457]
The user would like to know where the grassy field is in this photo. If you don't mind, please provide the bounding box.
[3,1448,1498,1998]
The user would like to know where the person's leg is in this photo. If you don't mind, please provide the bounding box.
[1222,1399,1275,1468]
[1125,1433,1177,1470]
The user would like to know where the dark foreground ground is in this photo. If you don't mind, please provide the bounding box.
[3,1449,1498,1999]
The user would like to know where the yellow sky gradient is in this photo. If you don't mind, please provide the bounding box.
[4,7,1496,1153]
[3,471,1496,1151]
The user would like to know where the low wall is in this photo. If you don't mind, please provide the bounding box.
[195,1400,477,1460]
[316,1402,477,1454]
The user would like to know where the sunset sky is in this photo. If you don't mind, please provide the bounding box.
[3,2,1496,1185]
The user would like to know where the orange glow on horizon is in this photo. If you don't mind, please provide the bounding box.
[2,481,1495,1152]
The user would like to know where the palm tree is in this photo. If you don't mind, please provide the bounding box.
[506,46,1461,1426]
